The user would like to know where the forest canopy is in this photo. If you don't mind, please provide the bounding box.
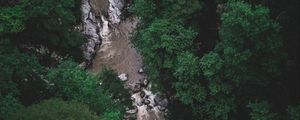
[132,0,299,119]
[1,0,299,120]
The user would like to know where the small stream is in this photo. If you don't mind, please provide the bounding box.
[81,0,167,119]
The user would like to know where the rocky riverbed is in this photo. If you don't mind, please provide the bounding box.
[81,0,167,119]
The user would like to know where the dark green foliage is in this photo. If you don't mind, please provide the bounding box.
[134,19,198,91]
[161,0,202,20]
[97,67,131,108]
[0,0,85,60]
[131,0,203,22]
[135,19,197,78]
[0,0,298,119]
[200,52,223,79]
[132,0,299,120]
[173,52,206,105]
[247,101,278,120]
[0,40,49,105]
[46,60,125,119]
[0,0,20,7]
[202,96,235,120]
[19,0,86,58]
[47,60,116,114]
[0,6,25,33]
[287,104,300,120]
[0,40,43,82]
[219,1,283,84]
[1,0,124,120]
[102,111,122,120]
[9,99,100,120]
[200,52,231,96]
[131,0,157,22]
[0,94,23,120]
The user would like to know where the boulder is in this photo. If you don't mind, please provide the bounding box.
[143,79,148,86]
[131,97,135,101]
[126,106,137,114]
[146,105,153,111]
[140,91,145,98]
[118,73,128,81]
[144,99,150,105]
[154,96,168,107]
[136,101,143,106]
[158,106,166,111]
[138,68,144,73]
[131,83,141,93]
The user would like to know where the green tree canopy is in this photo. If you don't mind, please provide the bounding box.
[287,104,300,120]
[0,94,23,120]
[218,1,283,85]
[9,99,100,120]
[247,101,278,120]
[46,60,125,119]
[173,52,206,105]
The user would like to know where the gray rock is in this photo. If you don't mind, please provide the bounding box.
[138,68,144,73]
[136,101,143,106]
[81,0,101,66]
[146,105,153,111]
[131,83,141,93]
[154,96,168,107]
[126,106,137,114]
[140,91,145,98]
[158,106,166,111]
[118,73,128,81]
[79,62,87,68]
[143,79,148,86]
[131,97,135,101]
[144,99,150,105]
[108,0,124,24]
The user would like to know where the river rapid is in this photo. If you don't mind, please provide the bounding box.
[81,0,167,119]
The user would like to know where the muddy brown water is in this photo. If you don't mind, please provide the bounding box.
[87,0,165,119]
[88,17,145,87]
[89,0,109,15]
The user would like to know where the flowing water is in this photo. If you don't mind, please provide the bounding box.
[82,0,166,119]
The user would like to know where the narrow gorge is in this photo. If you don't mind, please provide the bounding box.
[81,0,167,119]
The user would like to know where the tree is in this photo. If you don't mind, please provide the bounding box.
[0,0,86,60]
[135,19,197,79]
[202,95,235,120]
[46,60,124,118]
[9,99,100,120]
[131,0,298,119]
[131,0,157,23]
[0,94,23,120]
[218,1,283,85]
[161,0,202,20]
[0,6,25,33]
[97,67,131,108]
[247,101,278,120]
[287,104,300,120]
[173,52,206,105]
[0,39,49,105]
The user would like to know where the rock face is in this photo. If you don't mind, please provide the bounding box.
[108,0,124,24]
[81,0,102,67]
[81,0,124,67]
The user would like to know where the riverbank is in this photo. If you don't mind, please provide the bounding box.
[83,0,166,119]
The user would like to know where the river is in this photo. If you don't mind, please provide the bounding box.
[81,0,166,119]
